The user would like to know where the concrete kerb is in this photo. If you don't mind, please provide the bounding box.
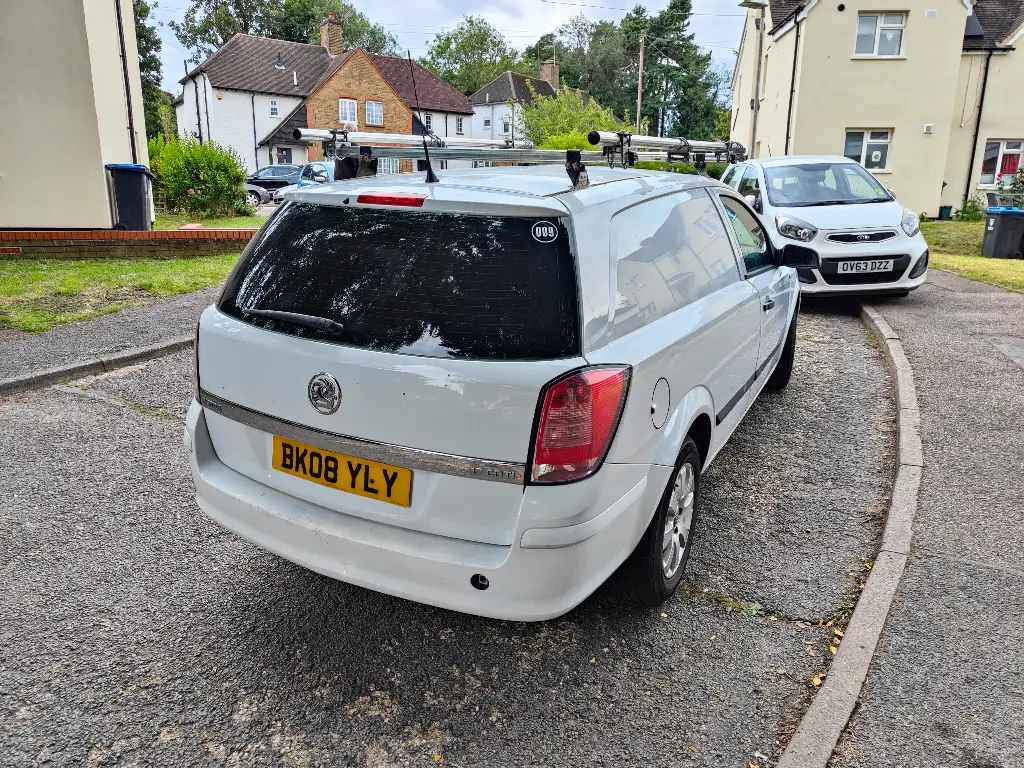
[777,304,922,767]
[0,334,193,396]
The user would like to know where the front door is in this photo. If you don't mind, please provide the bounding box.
[718,194,796,379]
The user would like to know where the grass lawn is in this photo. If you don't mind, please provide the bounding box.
[154,212,265,230]
[921,220,1023,291]
[0,255,238,333]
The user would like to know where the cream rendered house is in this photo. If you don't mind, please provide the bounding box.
[730,0,1024,215]
[0,0,149,229]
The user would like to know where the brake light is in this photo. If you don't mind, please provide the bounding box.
[356,193,426,207]
[530,366,631,484]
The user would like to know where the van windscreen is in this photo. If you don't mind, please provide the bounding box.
[218,202,580,360]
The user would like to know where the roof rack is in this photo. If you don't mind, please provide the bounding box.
[291,127,746,187]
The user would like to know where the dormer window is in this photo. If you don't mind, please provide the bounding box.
[274,52,285,70]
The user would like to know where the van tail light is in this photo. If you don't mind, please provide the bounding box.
[530,366,631,484]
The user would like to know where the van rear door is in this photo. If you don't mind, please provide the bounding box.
[197,200,584,545]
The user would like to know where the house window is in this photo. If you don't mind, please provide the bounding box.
[845,129,892,170]
[270,99,279,117]
[378,157,400,175]
[980,140,1023,185]
[855,13,906,57]
[456,117,464,134]
[366,100,384,126]
[502,121,510,134]
[339,98,357,124]
[275,147,292,164]
[483,118,491,128]
[424,113,433,130]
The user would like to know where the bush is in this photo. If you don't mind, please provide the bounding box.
[538,132,595,150]
[234,201,256,217]
[157,138,247,217]
[518,84,621,146]
[633,159,728,180]
[955,194,986,222]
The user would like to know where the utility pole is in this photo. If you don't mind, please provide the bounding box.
[636,29,646,134]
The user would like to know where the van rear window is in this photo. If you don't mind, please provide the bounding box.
[218,203,580,360]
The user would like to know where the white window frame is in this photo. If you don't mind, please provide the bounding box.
[377,157,400,175]
[456,117,464,134]
[269,98,279,117]
[979,140,1024,187]
[854,13,906,58]
[365,100,384,127]
[424,113,433,131]
[502,121,510,134]
[339,98,357,124]
[845,129,893,172]
[483,118,491,128]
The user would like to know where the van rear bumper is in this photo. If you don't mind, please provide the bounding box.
[185,401,658,621]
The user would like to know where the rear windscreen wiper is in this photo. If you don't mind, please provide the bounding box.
[242,308,345,336]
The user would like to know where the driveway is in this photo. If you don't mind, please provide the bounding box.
[0,311,893,767]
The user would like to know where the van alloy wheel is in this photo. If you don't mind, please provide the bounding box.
[662,463,695,579]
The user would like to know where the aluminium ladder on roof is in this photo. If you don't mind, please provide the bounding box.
[291,127,747,176]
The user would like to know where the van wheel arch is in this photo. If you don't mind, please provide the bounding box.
[687,413,712,466]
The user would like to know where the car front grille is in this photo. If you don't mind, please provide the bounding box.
[826,231,898,244]
[819,255,912,285]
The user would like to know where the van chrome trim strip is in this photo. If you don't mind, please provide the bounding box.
[199,391,527,485]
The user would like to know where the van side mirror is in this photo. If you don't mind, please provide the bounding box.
[744,193,763,214]
[778,243,820,269]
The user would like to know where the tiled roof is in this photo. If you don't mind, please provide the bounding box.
[468,71,595,107]
[767,0,804,33]
[963,0,1024,49]
[367,54,474,115]
[178,34,333,97]
[179,35,473,114]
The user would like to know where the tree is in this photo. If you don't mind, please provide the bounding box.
[135,0,167,139]
[267,0,398,54]
[421,16,528,95]
[518,83,621,146]
[170,0,275,62]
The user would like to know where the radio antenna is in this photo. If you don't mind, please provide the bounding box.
[407,51,439,184]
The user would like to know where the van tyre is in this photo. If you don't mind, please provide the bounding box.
[765,310,798,392]
[621,436,701,607]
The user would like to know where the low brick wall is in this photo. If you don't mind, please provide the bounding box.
[0,228,258,260]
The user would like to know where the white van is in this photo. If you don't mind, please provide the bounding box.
[184,165,820,621]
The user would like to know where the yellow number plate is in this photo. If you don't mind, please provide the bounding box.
[272,435,413,507]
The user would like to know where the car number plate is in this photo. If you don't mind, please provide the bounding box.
[838,259,893,274]
[272,435,412,507]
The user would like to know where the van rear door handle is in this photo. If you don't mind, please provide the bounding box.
[763,297,775,312]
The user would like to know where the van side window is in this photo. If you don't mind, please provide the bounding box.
[720,196,773,273]
[610,189,741,339]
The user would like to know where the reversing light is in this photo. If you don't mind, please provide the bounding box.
[356,193,426,207]
[530,366,631,484]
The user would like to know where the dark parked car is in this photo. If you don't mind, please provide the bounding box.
[246,164,301,194]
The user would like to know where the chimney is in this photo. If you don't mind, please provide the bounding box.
[320,13,344,57]
[539,59,560,90]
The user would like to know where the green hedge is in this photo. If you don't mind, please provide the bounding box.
[153,138,248,218]
[634,160,728,180]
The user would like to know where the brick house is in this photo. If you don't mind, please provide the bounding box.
[175,15,474,173]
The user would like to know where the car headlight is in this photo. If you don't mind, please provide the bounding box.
[901,208,920,237]
[776,214,818,242]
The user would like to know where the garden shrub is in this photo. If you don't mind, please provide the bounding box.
[157,138,247,217]
[633,160,728,180]
[538,132,595,150]
[955,194,986,222]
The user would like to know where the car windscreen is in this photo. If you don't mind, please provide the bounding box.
[763,162,892,207]
[218,202,580,361]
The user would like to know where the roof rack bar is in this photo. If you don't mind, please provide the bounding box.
[332,146,609,164]
[293,127,534,149]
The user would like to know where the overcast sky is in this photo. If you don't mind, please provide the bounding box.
[149,0,747,94]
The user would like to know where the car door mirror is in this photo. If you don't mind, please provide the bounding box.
[777,243,820,269]
[744,194,762,214]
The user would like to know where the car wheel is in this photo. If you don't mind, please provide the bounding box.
[245,191,261,207]
[620,436,701,607]
[765,309,798,392]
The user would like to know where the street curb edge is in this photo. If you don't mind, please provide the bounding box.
[776,304,921,767]
[0,334,193,396]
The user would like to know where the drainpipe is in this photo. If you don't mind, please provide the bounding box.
[964,50,994,203]
[251,93,259,170]
[202,75,212,142]
[784,8,803,154]
[113,0,138,163]
[184,60,202,142]
[750,4,766,156]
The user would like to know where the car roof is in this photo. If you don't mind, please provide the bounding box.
[289,164,717,213]
[745,155,859,168]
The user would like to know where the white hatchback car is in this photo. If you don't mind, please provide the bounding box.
[721,156,929,297]
[184,165,820,621]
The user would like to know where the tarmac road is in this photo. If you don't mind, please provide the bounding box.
[0,310,893,767]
